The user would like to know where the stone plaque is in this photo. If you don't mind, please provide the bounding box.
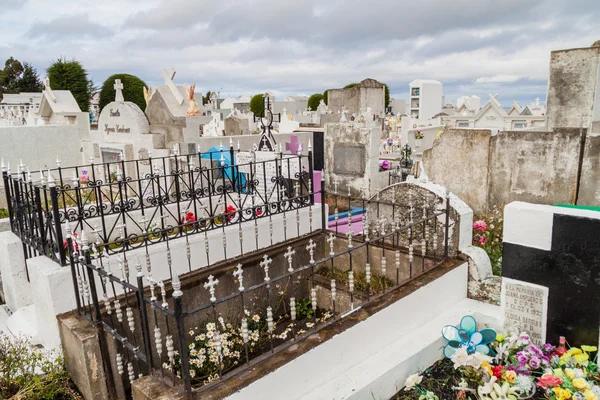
[93,143,101,158]
[333,144,365,175]
[501,278,549,345]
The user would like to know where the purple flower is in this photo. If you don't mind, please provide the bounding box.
[81,169,88,175]
[527,345,544,358]
[516,352,529,366]
[529,356,541,369]
[541,343,555,355]
[379,160,390,170]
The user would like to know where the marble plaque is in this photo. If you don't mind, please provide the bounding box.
[501,278,549,345]
[333,144,365,175]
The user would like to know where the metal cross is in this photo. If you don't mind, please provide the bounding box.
[333,178,339,194]
[294,182,300,198]
[327,233,336,256]
[279,185,287,200]
[306,239,316,264]
[379,217,386,236]
[284,246,296,273]
[260,254,273,283]
[233,264,244,292]
[204,275,219,303]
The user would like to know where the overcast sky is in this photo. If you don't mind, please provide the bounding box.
[1,0,598,107]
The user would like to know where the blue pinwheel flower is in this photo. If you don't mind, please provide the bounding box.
[441,315,496,359]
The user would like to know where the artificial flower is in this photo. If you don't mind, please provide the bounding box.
[573,378,589,391]
[581,345,598,353]
[480,382,520,400]
[473,220,487,231]
[529,356,541,369]
[584,390,598,400]
[565,368,576,380]
[537,373,563,389]
[494,342,509,363]
[569,348,583,356]
[404,373,423,391]
[496,334,505,342]
[574,353,589,363]
[553,387,573,400]
[478,377,497,396]
[492,365,504,379]
[505,370,517,383]
[481,361,493,376]
[442,316,496,359]
[451,347,470,369]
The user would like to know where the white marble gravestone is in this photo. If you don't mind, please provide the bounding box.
[501,277,549,346]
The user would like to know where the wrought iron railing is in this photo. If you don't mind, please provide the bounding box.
[2,146,314,266]
[68,190,451,398]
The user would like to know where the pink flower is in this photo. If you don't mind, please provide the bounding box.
[478,235,487,245]
[473,220,487,232]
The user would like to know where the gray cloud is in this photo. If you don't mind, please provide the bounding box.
[26,13,114,41]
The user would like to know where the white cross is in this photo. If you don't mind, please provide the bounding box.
[204,275,219,302]
[233,264,244,292]
[346,228,354,248]
[162,68,184,105]
[306,239,316,264]
[260,254,273,283]
[379,217,386,236]
[327,233,336,256]
[294,182,300,197]
[333,177,339,194]
[114,79,124,102]
[279,185,287,200]
[284,246,296,273]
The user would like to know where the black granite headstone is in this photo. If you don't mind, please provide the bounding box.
[503,212,600,346]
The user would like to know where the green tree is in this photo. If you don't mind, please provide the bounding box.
[17,63,43,92]
[383,83,390,109]
[0,57,24,97]
[307,93,324,111]
[202,91,213,105]
[46,58,91,112]
[250,94,264,115]
[98,73,148,112]
[323,90,329,105]
[344,83,358,89]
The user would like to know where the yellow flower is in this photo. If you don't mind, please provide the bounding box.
[496,334,505,342]
[481,361,493,376]
[572,378,589,391]
[581,345,598,353]
[565,368,576,380]
[504,370,516,383]
[560,354,570,365]
[584,390,598,400]
[574,353,589,363]
[568,347,582,356]
[553,387,572,400]
[554,368,566,377]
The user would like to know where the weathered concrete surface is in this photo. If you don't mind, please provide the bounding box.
[326,79,386,116]
[547,46,600,130]
[58,314,111,400]
[577,131,600,206]
[324,123,380,198]
[488,129,582,208]
[132,376,185,400]
[422,129,492,213]
[0,231,32,310]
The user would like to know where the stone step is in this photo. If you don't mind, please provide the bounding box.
[5,304,40,344]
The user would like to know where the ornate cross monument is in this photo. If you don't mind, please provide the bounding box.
[254,93,280,151]
[162,68,184,105]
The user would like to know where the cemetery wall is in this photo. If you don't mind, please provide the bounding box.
[0,124,83,176]
[422,129,491,213]
[423,128,587,213]
[577,131,600,205]
[546,46,600,130]
[488,129,582,208]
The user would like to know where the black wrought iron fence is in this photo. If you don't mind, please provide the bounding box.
[2,146,314,266]
[68,190,451,399]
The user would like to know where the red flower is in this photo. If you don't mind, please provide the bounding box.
[536,374,563,389]
[478,235,487,245]
[182,211,196,225]
[256,209,263,216]
[226,205,237,222]
[492,365,504,379]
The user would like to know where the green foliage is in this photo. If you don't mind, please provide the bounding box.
[295,298,314,320]
[202,91,212,105]
[46,58,91,112]
[0,57,44,97]
[344,82,358,89]
[0,208,8,219]
[250,94,264,115]
[472,205,504,275]
[322,90,329,105]
[383,83,390,109]
[307,93,324,111]
[0,334,81,399]
[98,73,148,112]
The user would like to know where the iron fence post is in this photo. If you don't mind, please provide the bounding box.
[136,274,154,372]
[67,236,82,314]
[49,181,66,265]
[2,170,14,231]
[444,193,451,259]
[308,150,314,205]
[320,178,326,232]
[34,186,46,253]
[173,287,192,397]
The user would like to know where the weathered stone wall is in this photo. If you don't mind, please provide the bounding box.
[488,129,582,208]
[423,129,491,212]
[547,46,600,130]
[423,128,589,214]
[578,131,600,206]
